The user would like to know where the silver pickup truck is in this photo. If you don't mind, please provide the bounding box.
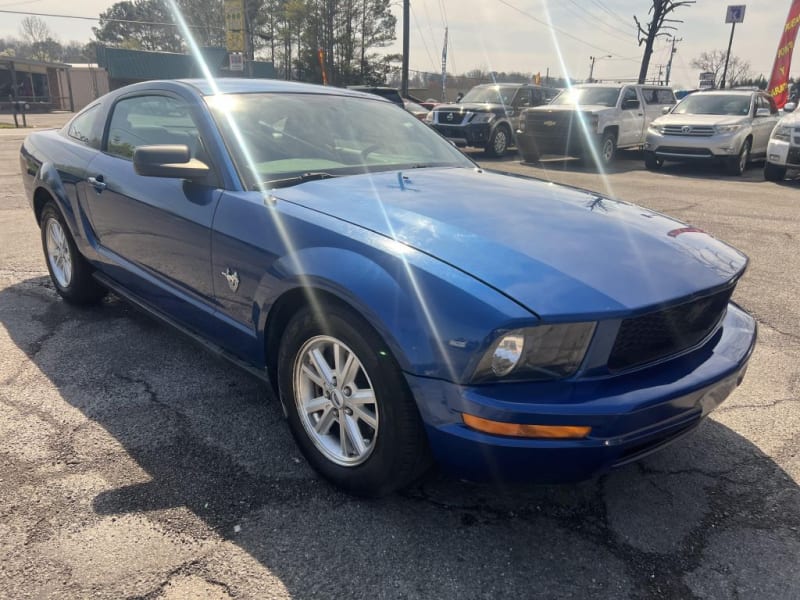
[516,84,676,167]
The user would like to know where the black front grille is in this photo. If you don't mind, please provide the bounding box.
[656,146,713,157]
[436,110,466,125]
[608,289,733,372]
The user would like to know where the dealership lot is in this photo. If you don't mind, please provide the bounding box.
[1,117,799,599]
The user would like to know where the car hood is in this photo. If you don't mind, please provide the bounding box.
[653,114,750,127]
[528,105,616,115]
[275,168,747,320]
[435,102,506,114]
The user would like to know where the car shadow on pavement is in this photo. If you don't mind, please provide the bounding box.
[2,277,799,598]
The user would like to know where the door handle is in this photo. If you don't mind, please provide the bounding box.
[87,175,106,192]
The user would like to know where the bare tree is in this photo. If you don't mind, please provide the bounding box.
[690,50,752,89]
[634,0,694,84]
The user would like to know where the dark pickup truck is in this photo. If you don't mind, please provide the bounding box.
[425,83,559,156]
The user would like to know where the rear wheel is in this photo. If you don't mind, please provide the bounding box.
[764,161,787,182]
[644,151,663,171]
[277,305,431,497]
[40,203,106,305]
[485,125,510,157]
[726,139,751,176]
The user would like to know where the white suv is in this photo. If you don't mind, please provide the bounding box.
[764,103,800,181]
[645,90,780,176]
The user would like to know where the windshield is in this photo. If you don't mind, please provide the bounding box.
[461,86,518,105]
[206,93,472,189]
[672,94,752,116]
[551,87,621,107]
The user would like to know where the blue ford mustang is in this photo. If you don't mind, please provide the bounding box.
[20,79,756,496]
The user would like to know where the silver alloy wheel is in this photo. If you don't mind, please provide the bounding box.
[739,142,750,173]
[602,138,615,163]
[493,129,507,154]
[293,335,379,466]
[45,218,72,288]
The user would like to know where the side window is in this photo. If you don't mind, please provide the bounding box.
[544,88,559,103]
[766,95,779,114]
[530,88,543,105]
[513,89,532,108]
[67,105,101,148]
[642,88,676,105]
[621,87,638,108]
[105,95,202,161]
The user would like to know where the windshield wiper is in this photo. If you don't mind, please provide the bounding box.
[265,172,338,189]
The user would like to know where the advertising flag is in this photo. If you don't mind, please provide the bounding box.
[768,0,800,108]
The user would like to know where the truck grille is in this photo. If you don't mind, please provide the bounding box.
[607,288,733,372]
[661,125,716,137]
[435,110,467,125]
[656,146,713,157]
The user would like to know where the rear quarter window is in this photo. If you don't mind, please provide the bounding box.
[642,89,676,105]
[66,104,102,148]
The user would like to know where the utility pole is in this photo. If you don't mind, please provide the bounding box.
[441,27,448,101]
[401,0,409,97]
[665,36,682,86]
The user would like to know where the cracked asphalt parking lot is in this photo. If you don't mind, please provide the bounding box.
[1,115,799,599]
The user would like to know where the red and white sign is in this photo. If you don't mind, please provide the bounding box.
[768,0,800,108]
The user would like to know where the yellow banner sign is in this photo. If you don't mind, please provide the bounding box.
[224,0,245,53]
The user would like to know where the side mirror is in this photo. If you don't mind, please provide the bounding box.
[133,145,210,179]
[755,107,772,118]
[784,102,797,113]
[662,105,673,115]
[622,99,640,110]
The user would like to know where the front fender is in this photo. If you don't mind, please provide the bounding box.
[264,241,537,383]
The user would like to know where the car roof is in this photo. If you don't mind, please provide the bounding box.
[176,78,385,101]
[692,90,758,96]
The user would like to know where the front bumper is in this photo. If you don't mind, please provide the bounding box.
[516,129,601,159]
[405,303,756,483]
[432,122,491,148]
[767,138,800,168]
[645,130,748,161]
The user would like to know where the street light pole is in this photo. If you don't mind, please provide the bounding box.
[588,55,611,83]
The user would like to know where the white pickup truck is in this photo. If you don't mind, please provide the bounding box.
[765,102,800,181]
[516,84,676,167]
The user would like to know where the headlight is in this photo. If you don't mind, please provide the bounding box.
[472,322,597,382]
[772,125,792,141]
[470,113,496,124]
[716,124,743,134]
[648,124,663,135]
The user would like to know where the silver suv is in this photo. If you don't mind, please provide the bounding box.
[645,90,780,175]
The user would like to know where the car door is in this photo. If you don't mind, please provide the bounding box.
[618,87,644,146]
[509,88,533,129]
[752,95,780,154]
[83,92,222,332]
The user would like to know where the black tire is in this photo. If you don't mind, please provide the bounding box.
[519,146,540,164]
[726,138,751,176]
[596,130,617,168]
[40,203,106,305]
[764,161,787,182]
[485,125,510,157]
[644,151,663,171]
[277,304,431,497]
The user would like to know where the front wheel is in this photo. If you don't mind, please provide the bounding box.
[764,161,787,182]
[485,125,510,157]
[40,203,106,305]
[726,139,751,176]
[644,151,663,171]
[277,305,431,497]
[592,131,617,169]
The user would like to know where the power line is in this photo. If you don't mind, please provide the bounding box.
[494,0,637,60]
[0,8,224,30]
[563,0,637,39]
[588,0,628,24]
[410,2,437,72]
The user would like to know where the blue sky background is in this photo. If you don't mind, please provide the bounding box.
[0,0,793,89]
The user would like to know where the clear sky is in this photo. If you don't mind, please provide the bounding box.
[0,0,793,89]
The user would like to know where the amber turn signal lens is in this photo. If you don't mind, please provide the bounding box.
[462,413,591,439]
